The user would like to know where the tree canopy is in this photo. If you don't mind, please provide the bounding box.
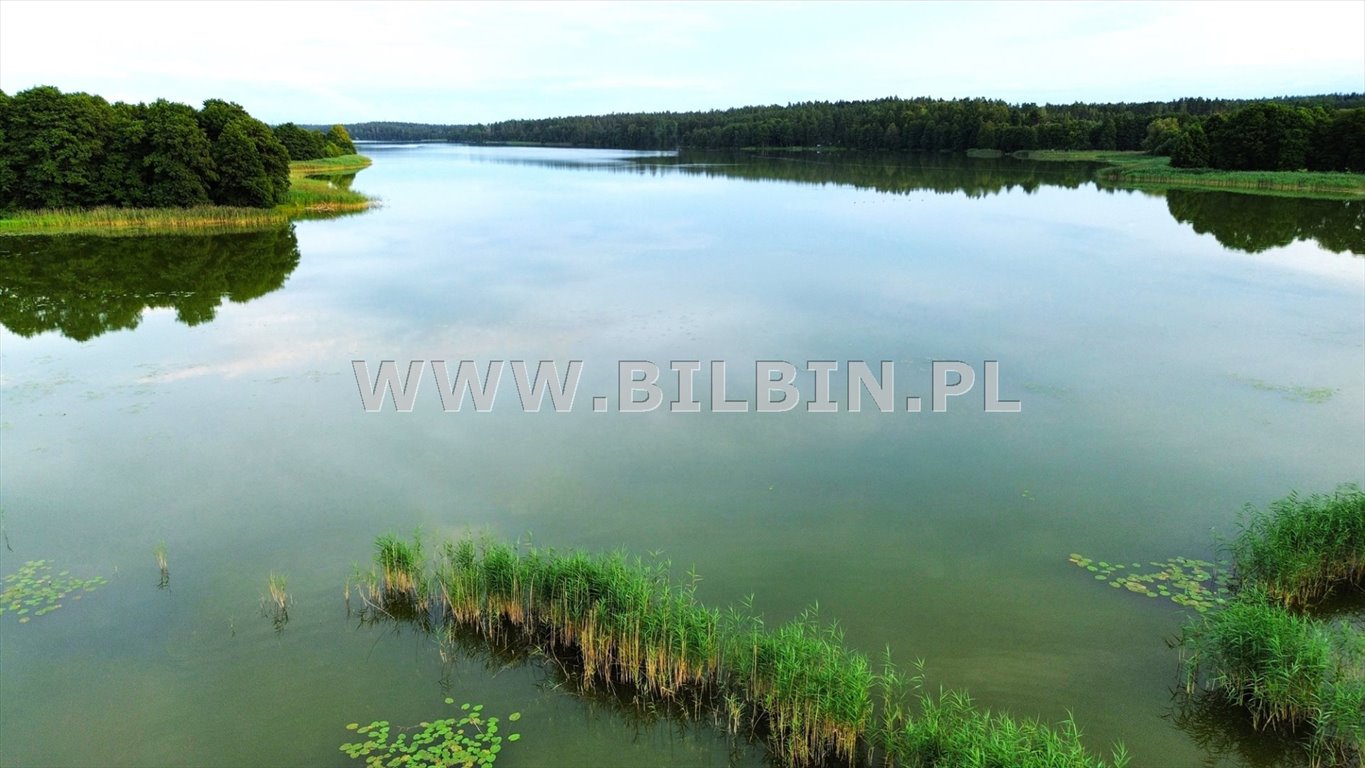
[0,87,293,210]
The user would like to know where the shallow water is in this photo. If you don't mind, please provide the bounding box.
[1,145,1362,767]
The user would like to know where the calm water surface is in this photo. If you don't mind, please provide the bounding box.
[1,145,1362,767]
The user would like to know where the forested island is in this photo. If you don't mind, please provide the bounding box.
[333,94,1365,196]
[0,86,374,235]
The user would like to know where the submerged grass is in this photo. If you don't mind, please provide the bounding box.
[0,154,377,236]
[352,533,1127,767]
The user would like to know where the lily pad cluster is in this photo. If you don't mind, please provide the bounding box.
[1068,554,1231,612]
[1,560,107,623]
[340,698,522,767]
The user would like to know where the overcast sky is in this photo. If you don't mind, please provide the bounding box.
[2,1,1362,124]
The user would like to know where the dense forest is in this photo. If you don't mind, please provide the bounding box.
[336,94,1365,172]
[0,87,355,210]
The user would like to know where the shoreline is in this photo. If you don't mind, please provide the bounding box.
[1013,150,1365,200]
[0,154,377,237]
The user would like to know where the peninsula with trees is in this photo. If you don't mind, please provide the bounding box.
[0,86,374,236]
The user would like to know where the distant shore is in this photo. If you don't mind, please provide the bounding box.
[0,154,376,237]
[1011,150,1365,200]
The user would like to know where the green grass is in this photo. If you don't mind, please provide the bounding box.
[0,154,377,236]
[1181,589,1363,765]
[1015,150,1365,200]
[1178,484,1365,765]
[1232,484,1365,607]
[353,533,1127,768]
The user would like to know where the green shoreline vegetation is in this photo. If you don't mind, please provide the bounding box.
[0,86,376,236]
[1073,485,1362,765]
[350,533,1130,768]
[0,154,374,236]
[1179,485,1364,765]
[1016,150,1365,199]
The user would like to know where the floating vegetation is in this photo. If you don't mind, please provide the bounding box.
[1068,554,1231,612]
[153,541,169,588]
[1,560,107,622]
[1235,376,1337,404]
[339,698,522,767]
[352,533,1128,767]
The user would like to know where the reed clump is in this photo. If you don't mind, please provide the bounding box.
[1231,484,1364,607]
[353,533,1126,768]
[1181,484,1365,765]
[153,541,169,587]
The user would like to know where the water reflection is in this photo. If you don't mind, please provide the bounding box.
[0,226,301,341]
[472,148,1364,255]
[1166,190,1365,255]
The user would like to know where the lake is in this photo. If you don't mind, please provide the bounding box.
[1,144,1362,767]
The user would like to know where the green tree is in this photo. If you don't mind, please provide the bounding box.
[1169,124,1210,168]
[211,118,273,207]
[272,122,328,160]
[138,99,216,206]
[326,123,357,155]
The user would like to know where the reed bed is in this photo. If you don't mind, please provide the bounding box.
[1231,484,1365,607]
[1181,484,1365,765]
[351,533,1125,768]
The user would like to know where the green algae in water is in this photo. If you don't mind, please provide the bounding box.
[1233,376,1337,404]
[339,698,523,767]
[1,560,107,622]
[1068,553,1230,612]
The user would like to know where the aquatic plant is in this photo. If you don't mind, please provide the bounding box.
[1231,483,1364,607]
[154,541,169,588]
[267,573,289,611]
[1175,484,1365,765]
[1068,554,1231,612]
[339,698,522,767]
[261,572,290,630]
[1,560,107,623]
[1181,587,1363,764]
[355,533,1126,767]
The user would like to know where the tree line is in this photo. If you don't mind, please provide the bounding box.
[0,86,356,210]
[337,94,1365,172]
[1154,104,1365,172]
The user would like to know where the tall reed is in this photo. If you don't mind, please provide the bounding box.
[354,533,1126,768]
[1231,484,1364,607]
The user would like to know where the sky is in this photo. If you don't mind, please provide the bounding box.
[1,1,1362,125]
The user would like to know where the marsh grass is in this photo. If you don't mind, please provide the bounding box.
[1231,484,1365,607]
[353,533,1126,768]
[1181,589,1363,764]
[154,541,169,588]
[262,572,291,630]
[1016,150,1365,200]
[1179,484,1365,765]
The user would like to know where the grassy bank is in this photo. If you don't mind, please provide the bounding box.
[0,154,376,236]
[352,533,1128,768]
[1014,150,1365,199]
[1180,484,1365,765]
